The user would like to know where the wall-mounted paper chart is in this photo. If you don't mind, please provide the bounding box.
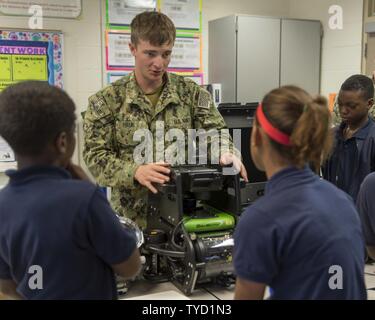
[107,0,156,27]
[169,36,201,70]
[160,0,201,30]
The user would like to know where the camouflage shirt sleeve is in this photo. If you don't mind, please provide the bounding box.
[331,96,341,127]
[192,87,241,161]
[370,105,375,120]
[83,93,139,189]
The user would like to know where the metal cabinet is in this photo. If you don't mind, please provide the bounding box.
[208,15,322,103]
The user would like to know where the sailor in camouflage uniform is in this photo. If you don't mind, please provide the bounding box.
[83,12,247,229]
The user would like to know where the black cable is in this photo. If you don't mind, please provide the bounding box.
[146,245,185,258]
[171,219,185,251]
[203,287,221,300]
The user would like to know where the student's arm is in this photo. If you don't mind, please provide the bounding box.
[111,248,141,279]
[79,188,141,278]
[234,277,266,300]
[357,173,375,258]
[0,252,21,299]
[233,207,280,300]
[83,93,140,189]
[0,279,22,300]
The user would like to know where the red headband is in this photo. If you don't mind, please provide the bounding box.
[256,103,291,147]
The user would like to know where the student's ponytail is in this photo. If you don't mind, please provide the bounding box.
[290,96,333,171]
[260,86,333,172]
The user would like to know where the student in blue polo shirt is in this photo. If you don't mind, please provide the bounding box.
[357,172,375,261]
[234,85,366,300]
[322,74,375,202]
[0,81,141,300]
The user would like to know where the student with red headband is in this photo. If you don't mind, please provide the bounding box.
[233,86,367,300]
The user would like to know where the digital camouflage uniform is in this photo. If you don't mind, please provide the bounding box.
[332,96,375,127]
[83,72,236,229]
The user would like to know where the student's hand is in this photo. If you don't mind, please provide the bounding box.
[220,152,248,182]
[134,162,171,194]
[66,162,92,182]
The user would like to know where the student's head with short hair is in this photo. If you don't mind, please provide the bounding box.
[251,85,333,173]
[129,11,176,84]
[338,74,374,126]
[0,81,76,167]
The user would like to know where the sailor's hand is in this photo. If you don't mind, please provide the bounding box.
[220,153,248,182]
[134,162,171,194]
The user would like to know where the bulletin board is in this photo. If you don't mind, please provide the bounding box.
[0,29,63,169]
[0,30,63,91]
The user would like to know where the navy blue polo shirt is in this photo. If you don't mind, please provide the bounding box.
[234,166,367,300]
[0,165,137,300]
[357,172,375,246]
[322,118,375,202]
[337,120,371,199]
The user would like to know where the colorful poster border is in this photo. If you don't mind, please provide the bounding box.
[0,30,63,88]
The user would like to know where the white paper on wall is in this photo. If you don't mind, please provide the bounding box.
[160,0,200,30]
[0,136,16,171]
[108,0,156,26]
[169,37,200,69]
[108,32,134,68]
[0,0,81,18]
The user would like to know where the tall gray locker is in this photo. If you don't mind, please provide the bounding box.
[208,15,322,104]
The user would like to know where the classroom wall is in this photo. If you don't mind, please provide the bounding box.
[288,0,364,97]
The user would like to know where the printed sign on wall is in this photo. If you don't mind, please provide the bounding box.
[0,0,81,18]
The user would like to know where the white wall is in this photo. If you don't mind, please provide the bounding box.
[288,0,364,97]
[202,0,290,83]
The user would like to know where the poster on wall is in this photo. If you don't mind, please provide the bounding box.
[0,0,82,18]
[0,30,63,169]
[106,32,133,69]
[169,36,201,70]
[107,0,156,27]
[159,0,201,31]
[0,30,63,90]
[107,72,129,83]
